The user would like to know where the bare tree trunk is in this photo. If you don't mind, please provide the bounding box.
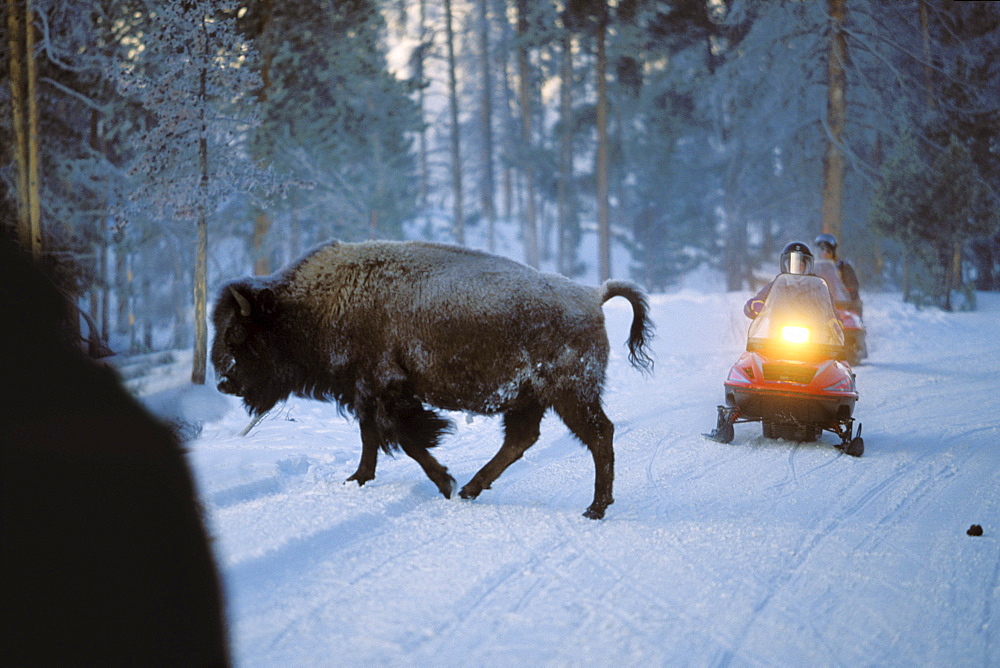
[172,244,188,350]
[720,127,747,292]
[193,206,208,381]
[249,0,281,272]
[87,239,107,340]
[723,193,749,291]
[595,7,611,282]
[944,241,962,311]
[87,109,104,348]
[7,0,41,258]
[252,211,272,275]
[919,0,935,109]
[417,0,429,208]
[289,210,301,263]
[7,0,29,246]
[516,0,538,268]
[444,0,464,245]
[557,29,574,276]
[914,0,936,298]
[250,0,275,276]
[496,0,514,224]
[116,242,130,337]
[821,0,847,240]
[367,93,385,240]
[192,57,209,385]
[25,0,41,257]
[100,227,110,343]
[477,0,496,252]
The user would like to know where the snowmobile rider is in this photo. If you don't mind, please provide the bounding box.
[744,241,814,318]
[814,233,862,315]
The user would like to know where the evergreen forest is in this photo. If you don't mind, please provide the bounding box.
[2,0,997,377]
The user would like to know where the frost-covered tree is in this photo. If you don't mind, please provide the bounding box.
[117,0,265,381]
[3,0,157,346]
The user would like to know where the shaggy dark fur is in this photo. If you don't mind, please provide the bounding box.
[1,237,230,666]
[212,240,653,519]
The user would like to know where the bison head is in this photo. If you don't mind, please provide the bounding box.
[211,280,297,416]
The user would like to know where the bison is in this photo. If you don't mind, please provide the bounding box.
[212,240,653,519]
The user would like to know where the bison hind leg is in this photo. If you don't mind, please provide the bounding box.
[554,398,615,520]
[391,402,456,499]
[347,418,384,487]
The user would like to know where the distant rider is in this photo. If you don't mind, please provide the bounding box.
[744,241,814,318]
[813,233,862,315]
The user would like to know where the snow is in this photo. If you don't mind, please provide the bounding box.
[165,287,999,666]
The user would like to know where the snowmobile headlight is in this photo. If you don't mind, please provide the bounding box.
[781,325,810,344]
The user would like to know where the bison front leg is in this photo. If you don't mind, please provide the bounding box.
[345,418,380,487]
[460,401,545,501]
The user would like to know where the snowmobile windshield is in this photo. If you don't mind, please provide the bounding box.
[813,258,853,307]
[747,274,845,359]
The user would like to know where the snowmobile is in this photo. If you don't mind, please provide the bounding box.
[836,307,867,366]
[707,272,864,456]
[813,257,867,366]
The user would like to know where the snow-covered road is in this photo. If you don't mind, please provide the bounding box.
[184,289,1000,666]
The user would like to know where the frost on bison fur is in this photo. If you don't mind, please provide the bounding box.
[212,240,653,519]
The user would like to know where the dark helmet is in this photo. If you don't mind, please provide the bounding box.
[814,233,838,256]
[780,241,814,275]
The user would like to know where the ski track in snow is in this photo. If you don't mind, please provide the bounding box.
[179,290,1000,667]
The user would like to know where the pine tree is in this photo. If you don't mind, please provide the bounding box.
[872,131,995,309]
[246,0,421,242]
[870,128,925,300]
[918,136,994,309]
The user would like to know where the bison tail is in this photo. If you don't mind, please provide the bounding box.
[601,280,655,375]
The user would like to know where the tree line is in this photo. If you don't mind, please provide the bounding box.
[2,0,997,382]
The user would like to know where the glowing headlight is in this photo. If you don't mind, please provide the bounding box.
[781,325,810,344]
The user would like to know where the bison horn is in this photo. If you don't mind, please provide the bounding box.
[230,287,251,317]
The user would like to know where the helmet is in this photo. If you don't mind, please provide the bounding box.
[814,233,838,256]
[780,241,814,275]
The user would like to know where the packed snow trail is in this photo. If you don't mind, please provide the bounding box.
[183,290,1000,666]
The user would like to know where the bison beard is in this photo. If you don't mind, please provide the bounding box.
[212,240,654,519]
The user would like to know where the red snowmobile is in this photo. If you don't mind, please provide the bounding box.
[707,272,864,456]
[836,307,867,366]
[813,257,867,365]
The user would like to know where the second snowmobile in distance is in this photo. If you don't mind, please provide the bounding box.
[707,272,864,456]
[813,256,867,366]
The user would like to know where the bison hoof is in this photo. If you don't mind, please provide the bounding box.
[583,499,612,520]
[437,475,456,499]
[458,483,481,500]
[345,472,374,487]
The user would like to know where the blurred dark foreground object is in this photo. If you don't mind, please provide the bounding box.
[0,236,230,666]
